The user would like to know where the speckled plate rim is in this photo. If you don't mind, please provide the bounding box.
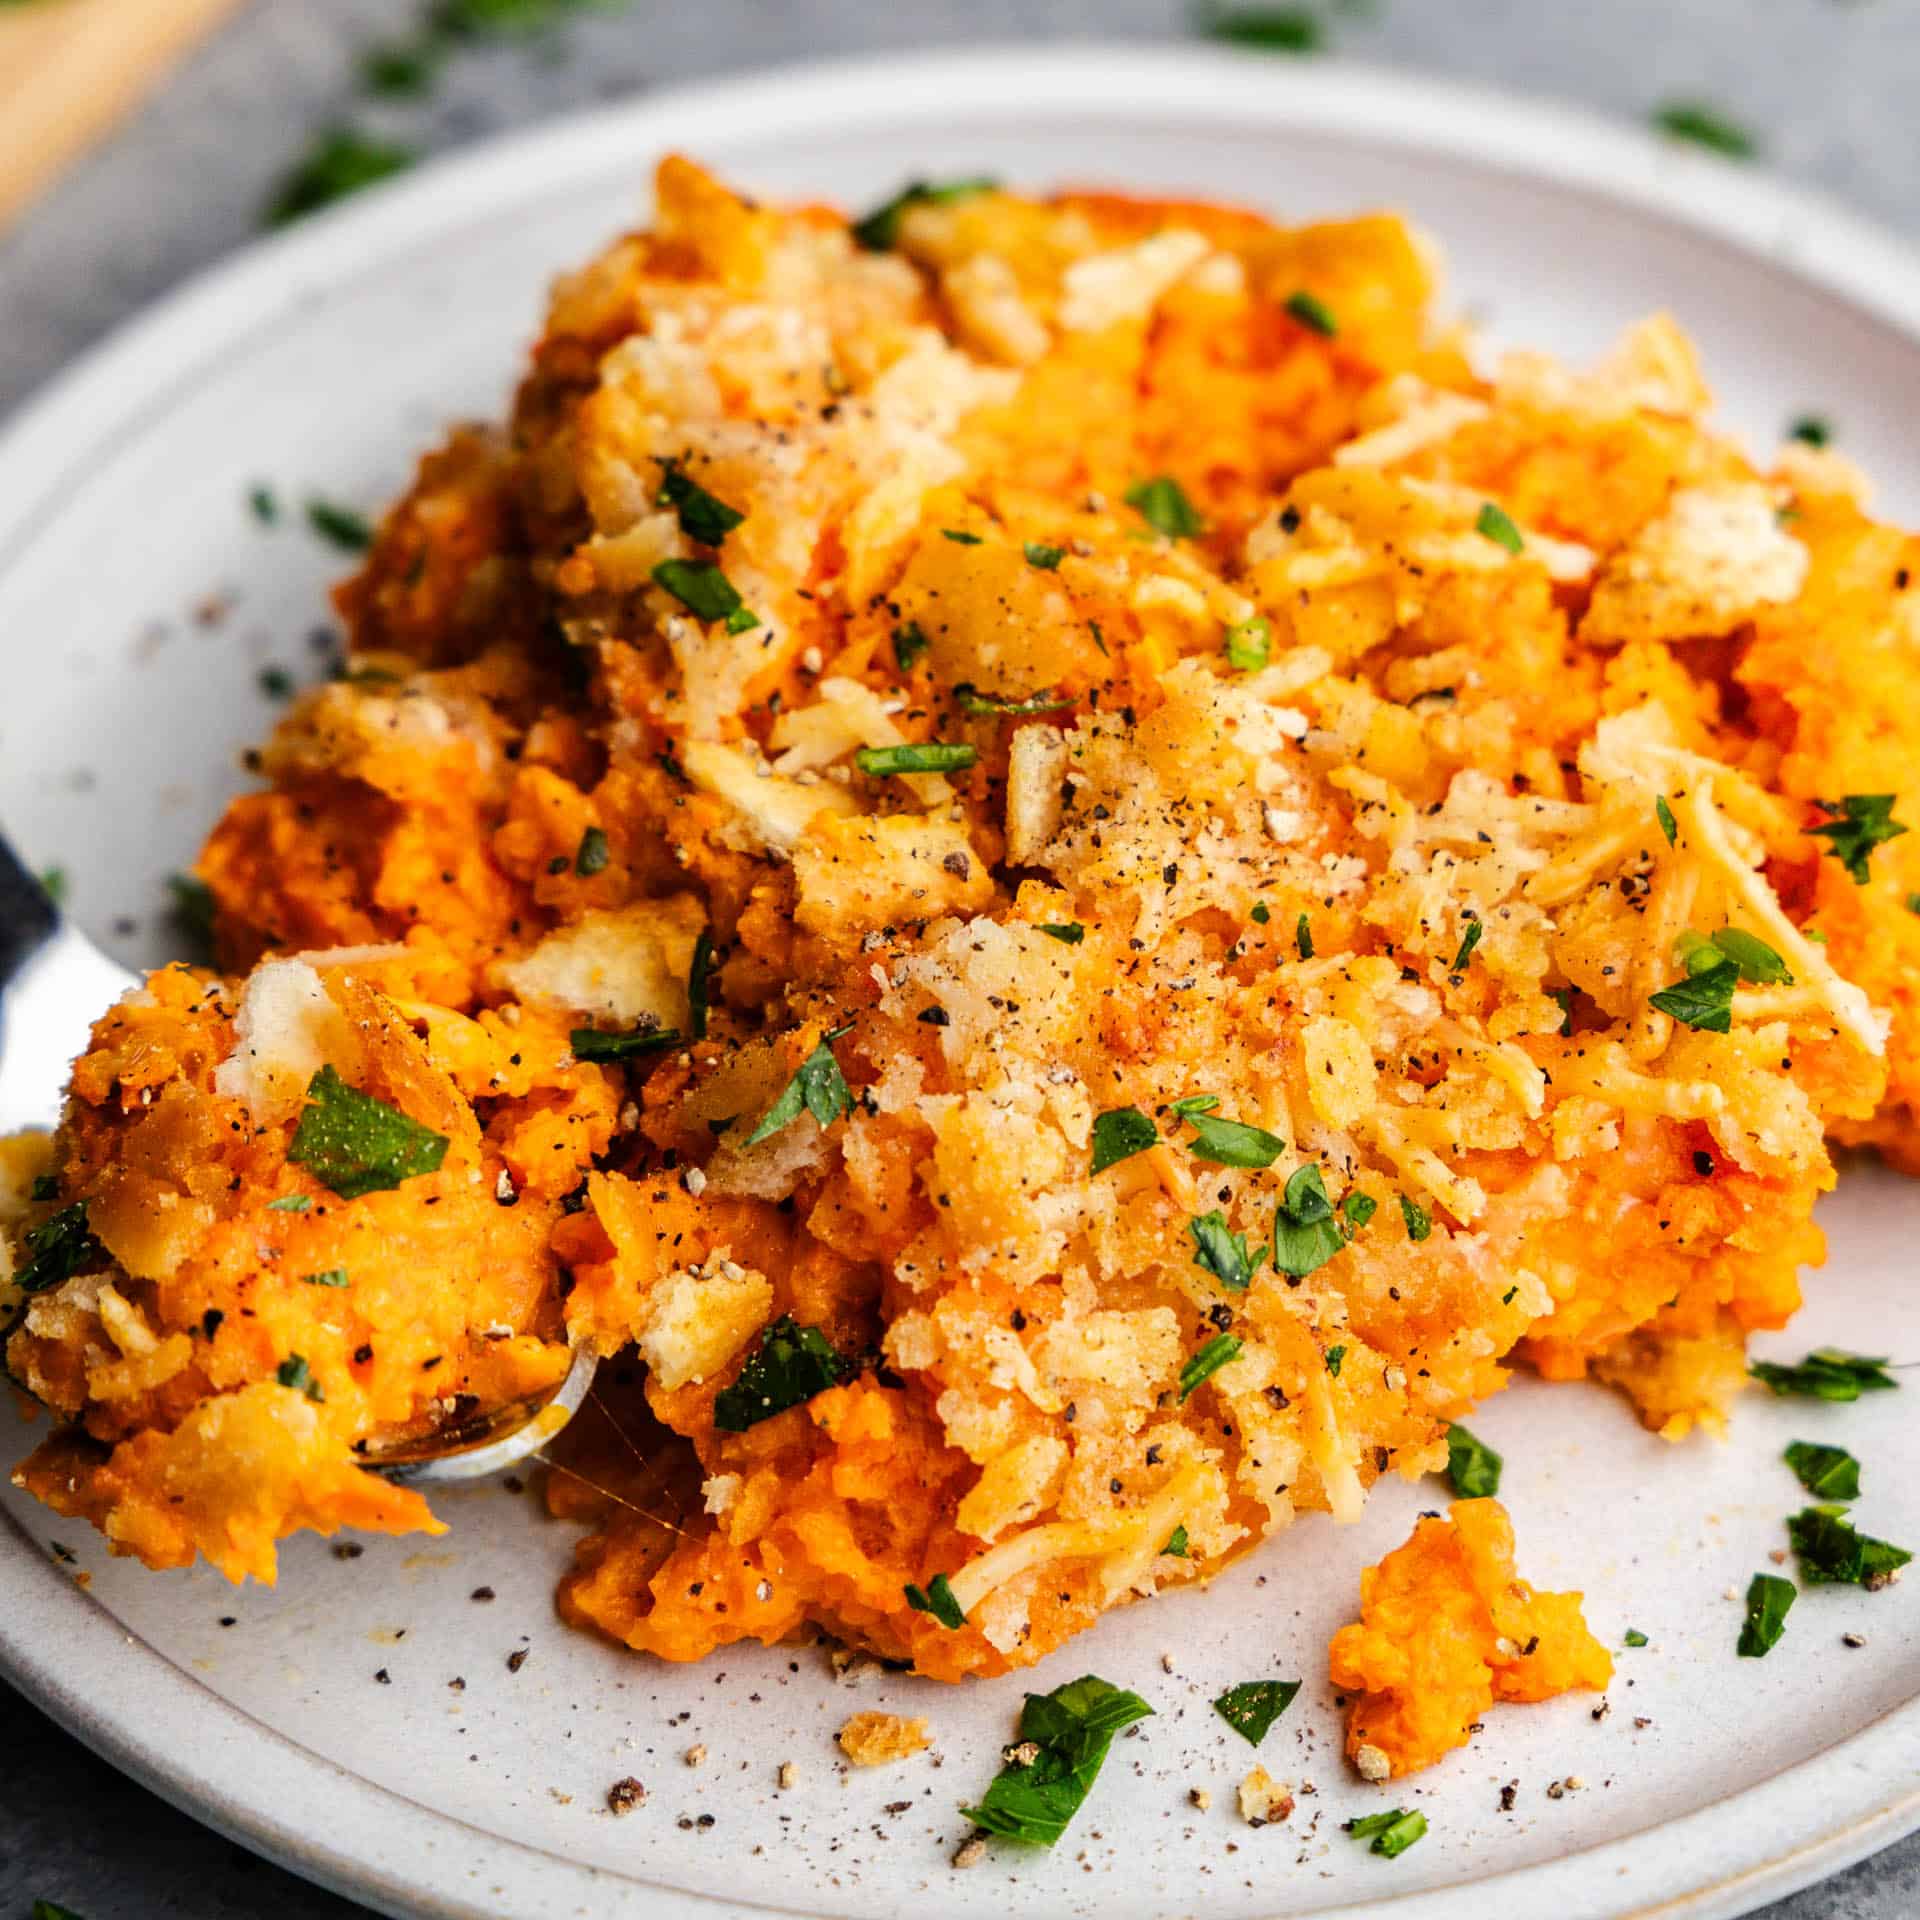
[2,44,1920,1920]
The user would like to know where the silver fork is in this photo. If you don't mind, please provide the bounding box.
[0,831,595,1482]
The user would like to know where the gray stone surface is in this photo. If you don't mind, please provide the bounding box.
[1,2,1917,1914]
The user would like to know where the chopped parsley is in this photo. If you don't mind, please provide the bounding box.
[1125,474,1204,540]
[1189,1210,1262,1291]
[1737,1571,1796,1656]
[1784,1441,1861,1502]
[276,1353,324,1402]
[1272,1164,1344,1278]
[1294,913,1314,961]
[1201,7,1323,53]
[286,1066,450,1200]
[37,867,67,908]
[362,40,440,96]
[655,458,745,545]
[574,825,610,876]
[1345,1808,1427,1858]
[1788,415,1832,449]
[1653,101,1759,161]
[305,497,373,551]
[1024,541,1066,570]
[1690,925,1792,985]
[1225,616,1271,671]
[941,528,983,545]
[850,176,998,252]
[652,558,758,632]
[1787,1506,1912,1588]
[31,1902,86,1920]
[1809,793,1909,883]
[1449,917,1483,973]
[1656,795,1678,846]
[265,129,416,228]
[1162,1525,1190,1557]
[14,1203,103,1296]
[258,666,296,701]
[1750,1348,1898,1401]
[746,1025,853,1145]
[1284,289,1338,337]
[1475,501,1523,553]
[893,622,930,671]
[1398,1192,1433,1242]
[1325,1344,1346,1376]
[1179,1333,1243,1401]
[1038,922,1085,944]
[571,1024,681,1063]
[1623,1628,1649,1648]
[1445,1422,1502,1498]
[1342,1191,1377,1231]
[712,1318,848,1431]
[1091,1106,1158,1174]
[248,483,280,525]
[301,1268,351,1288]
[953,684,1073,717]
[1212,1678,1301,1746]
[1648,955,1739,1033]
[855,741,978,776]
[961,1675,1153,1847]
[904,1572,967,1629]
[29,1176,59,1203]
[687,931,717,1041]
[265,1194,312,1213]
[1174,1095,1285,1169]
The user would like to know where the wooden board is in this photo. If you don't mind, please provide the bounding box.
[0,0,250,231]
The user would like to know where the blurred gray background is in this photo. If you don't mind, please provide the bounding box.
[1,2,1918,1915]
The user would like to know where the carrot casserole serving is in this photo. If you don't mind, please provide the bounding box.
[3,159,1917,1791]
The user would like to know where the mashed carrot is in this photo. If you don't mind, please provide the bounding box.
[0,158,1907,1709]
[1329,1497,1613,1779]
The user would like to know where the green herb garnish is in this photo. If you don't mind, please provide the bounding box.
[851,176,998,252]
[1653,101,1758,161]
[265,1194,312,1213]
[904,1572,968,1629]
[942,528,983,545]
[953,684,1073,717]
[893,621,930,671]
[1091,1106,1158,1174]
[1398,1192,1433,1242]
[1737,1571,1795,1656]
[1649,955,1739,1033]
[1284,289,1338,337]
[1325,1344,1346,1376]
[1189,1211,1261,1291]
[301,1268,351,1288]
[1201,7,1323,53]
[1273,1164,1344,1278]
[652,558,758,632]
[276,1353,324,1402]
[1700,926,1792,984]
[1475,502,1523,553]
[1177,1097,1285,1169]
[1179,1333,1243,1401]
[1656,795,1678,846]
[1750,1348,1897,1401]
[286,1066,450,1200]
[306,498,373,551]
[1450,917,1484,973]
[1341,1191,1377,1231]
[1038,922,1085,944]
[266,129,416,228]
[1125,474,1204,540]
[1225,616,1271,671]
[1788,415,1832,449]
[1787,1506,1912,1588]
[1212,1678,1301,1746]
[13,1204,103,1296]
[1345,1808,1427,1858]
[1294,913,1314,961]
[745,1025,853,1145]
[687,931,717,1041]
[1024,541,1066,569]
[1249,900,1271,924]
[961,1676,1154,1847]
[1784,1441,1861,1502]
[712,1316,848,1431]
[37,867,67,908]
[854,741,978,775]
[574,825,610,876]
[1445,1422,1502,1498]
[248,483,280,525]
[1623,1628,1649,1648]
[1809,794,1909,884]
[656,458,745,545]
[571,1024,682,1063]
[1163,1525,1190,1557]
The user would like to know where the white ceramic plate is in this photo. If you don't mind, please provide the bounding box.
[1,46,1917,1920]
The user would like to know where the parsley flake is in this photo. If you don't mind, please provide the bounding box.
[1810,794,1908,883]
[1751,1348,1898,1400]
[1202,7,1323,53]
[1189,1210,1261,1291]
[712,1316,848,1431]
[301,1268,351,1288]
[1649,955,1739,1033]
[286,1066,450,1200]
[904,1572,967,1629]
[1249,900,1271,924]
[305,497,373,551]
[855,741,978,776]
[1737,1571,1796,1656]
[1475,501,1524,553]
[1091,1106,1158,1174]
[1346,1808,1427,1858]
[248,483,280,525]
[953,684,1073,717]
[574,825,610,876]
[1445,1422,1503,1498]
[1024,541,1066,569]
[687,931,717,1041]
[1787,1506,1912,1588]
[1163,1525,1190,1558]
[1212,1678,1301,1746]
[1653,101,1758,161]
[1225,616,1271,671]
[1623,1628,1650,1648]
[266,129,415,228]
[1450,917,1483,973]
[1038,922,1085,944]
[893,622,930,671]
[1703,926,1792,985]
[1342,1191,1377,1230]
[1788,415,1832,448]
[746,1026,853,1145]
[652,558,758,632]
[1179,1333,1243,1401]
[1180,1101,1285,1168]
[1656,795,1678,846]
[1294,912,1314,960]
[571,1024,682,1063]
[961,1675,1153,1847]
[851,176,998,252]
[1784,1441,1861,1502]
[265,1194,311,1213]
[1125,475,1204,540]
[1325,1344,1346,1377]
[655,458,745,545]
[276,1353,324,1402]
[14,1203,103,1296]
[941,528,983,545]
[1284,289,1338,336]
[1273,1165,1345,1278]
[1398,1192,1433,1242]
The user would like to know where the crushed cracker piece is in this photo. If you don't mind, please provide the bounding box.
[838,1710,931,1768]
